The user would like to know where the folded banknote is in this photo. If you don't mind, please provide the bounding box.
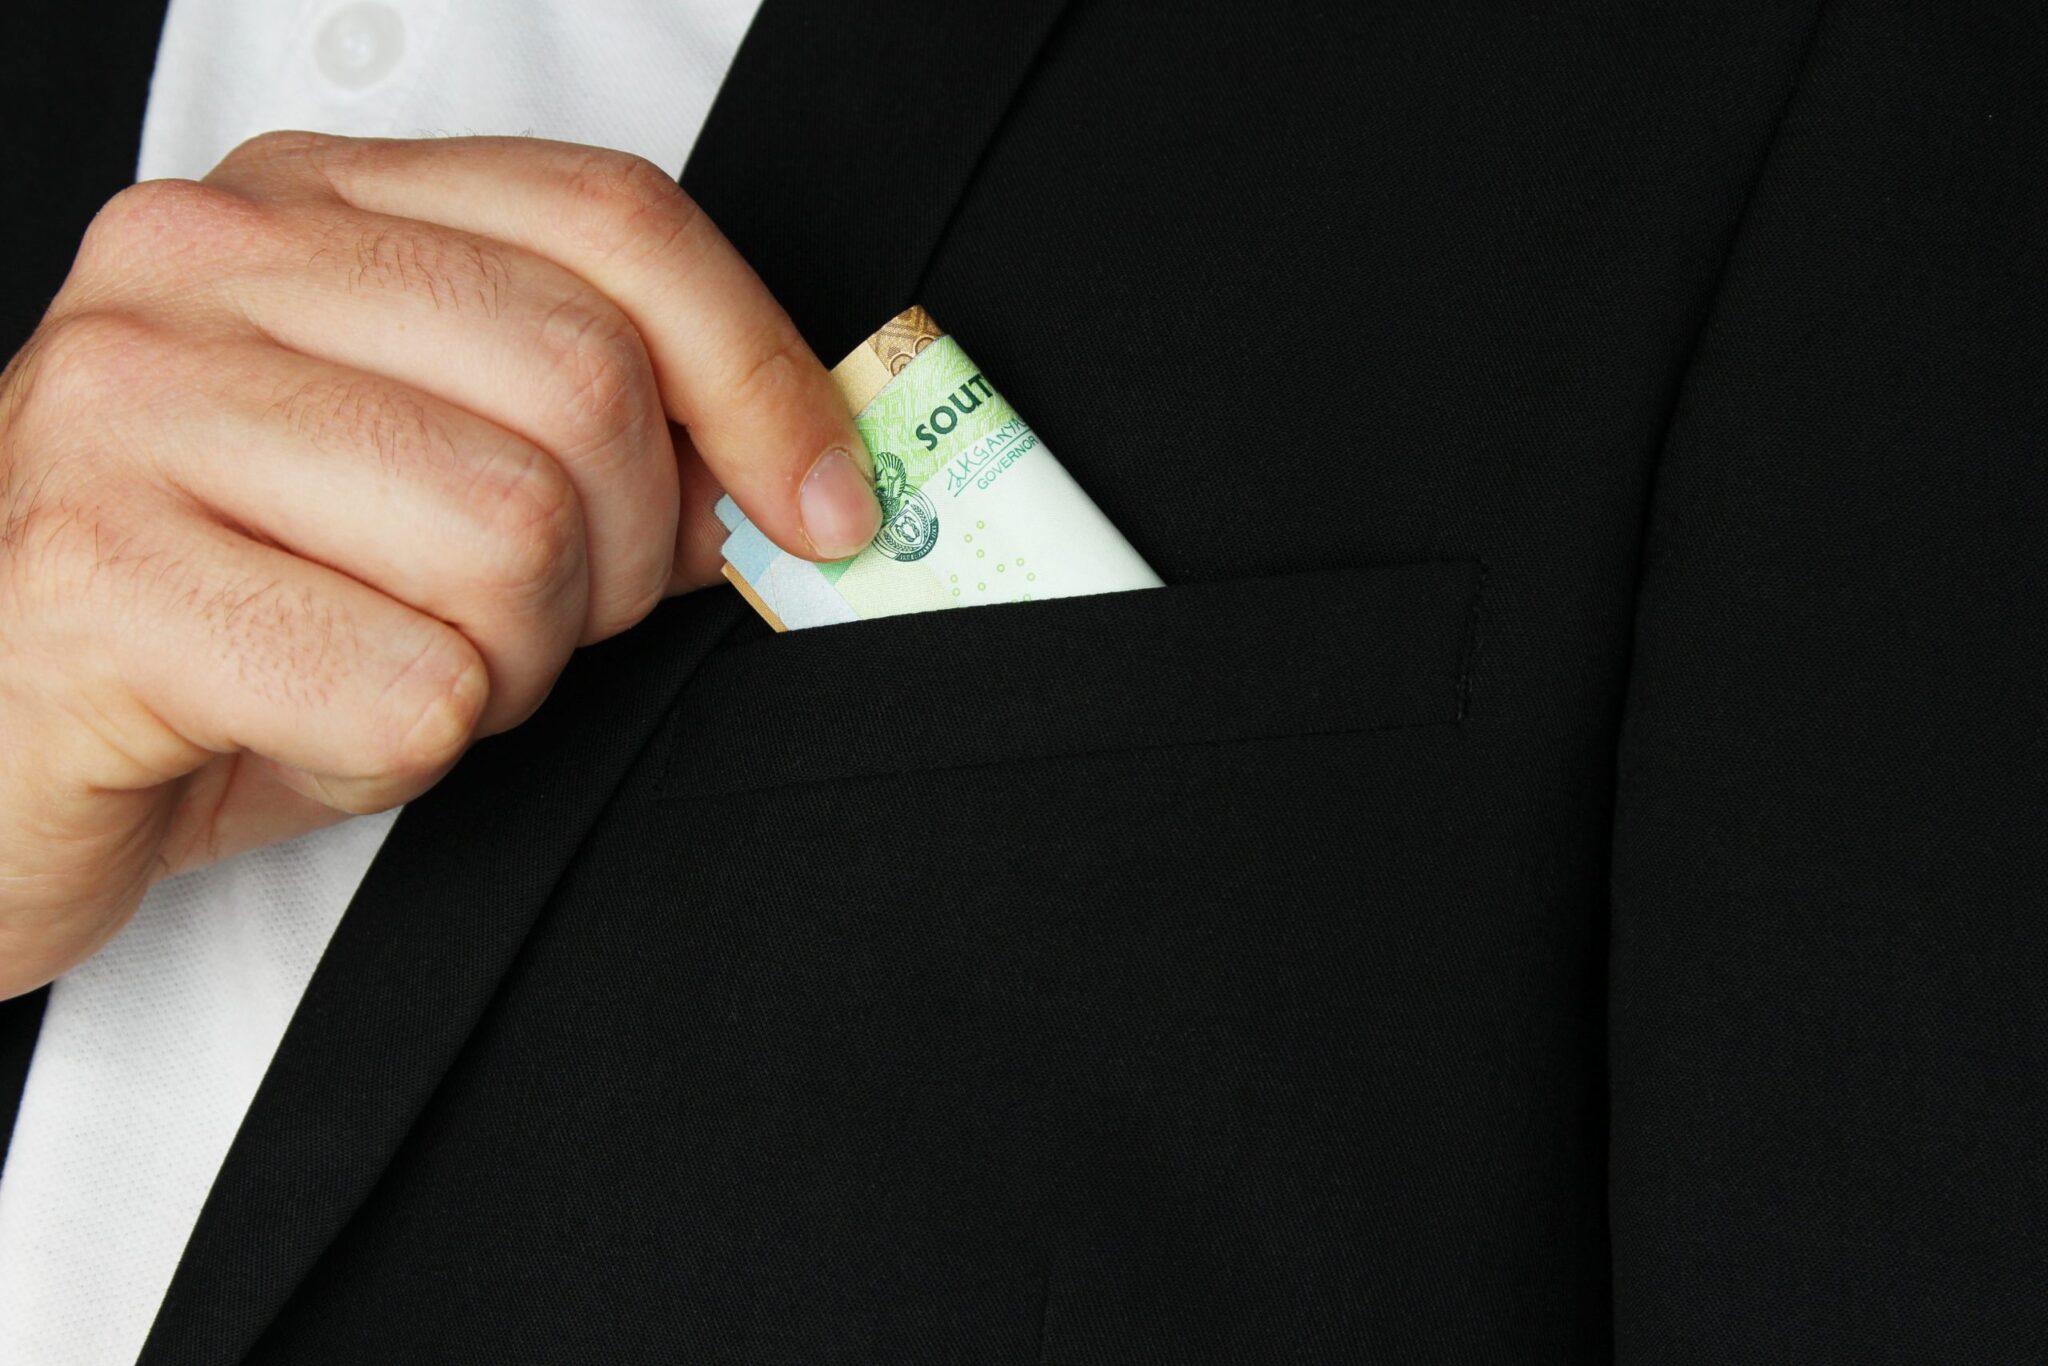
[716,306,1159,631]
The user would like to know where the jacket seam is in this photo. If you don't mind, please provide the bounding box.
[1603,0,1839,1346]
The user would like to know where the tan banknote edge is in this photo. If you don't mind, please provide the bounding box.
[829,305,946,415]
[721,562,789,633]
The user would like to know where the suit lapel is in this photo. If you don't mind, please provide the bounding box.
[0,0,171,357]
[682,0,1078,362]
[135,589,742,1366]
[0,989,47,1165]
[138,2,1073,1361]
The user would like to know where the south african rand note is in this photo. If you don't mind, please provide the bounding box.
[717,307,1160,631]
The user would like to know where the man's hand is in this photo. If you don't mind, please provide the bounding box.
[0,133,879,998]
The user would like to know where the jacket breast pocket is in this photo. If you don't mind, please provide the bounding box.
[656,560,1484,801]
[630,561,1486,1356]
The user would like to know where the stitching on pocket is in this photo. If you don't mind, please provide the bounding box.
[659,562,1485,802]
[662,711,1471,804]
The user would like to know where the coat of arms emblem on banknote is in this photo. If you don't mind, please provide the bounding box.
[868,449,939,561]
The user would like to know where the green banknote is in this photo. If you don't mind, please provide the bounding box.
[717,307,1159,631]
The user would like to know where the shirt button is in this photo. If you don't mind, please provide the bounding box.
[314,3,406,90]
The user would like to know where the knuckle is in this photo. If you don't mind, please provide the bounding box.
[560,149,703,263]
[535,295,652,446]
[267,372,445,476]
[1,320,165,618]
[469,446,585,605]
[724,320,810,414]
[341,221,514,318]
[6,311,162,435]
[213,128,336,176]
[90,178,224,236]
[78,179,261,275]
[380,631,487,775]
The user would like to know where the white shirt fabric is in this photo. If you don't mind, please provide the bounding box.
[0,3,761,1362]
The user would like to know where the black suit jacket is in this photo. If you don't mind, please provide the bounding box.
[3,2,2043,1361]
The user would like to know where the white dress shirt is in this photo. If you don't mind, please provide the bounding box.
[0,2,761,1361]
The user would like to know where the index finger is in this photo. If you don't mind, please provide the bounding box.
[222,132,881,565]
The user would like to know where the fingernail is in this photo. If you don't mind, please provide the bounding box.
[799,447,881,559]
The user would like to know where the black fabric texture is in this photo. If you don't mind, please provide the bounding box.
[0,0,2038,1361]
[0,987,47,1162]
[660,564,1485,800]
[0,4,170,360]
[1608,3,2048,1359]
